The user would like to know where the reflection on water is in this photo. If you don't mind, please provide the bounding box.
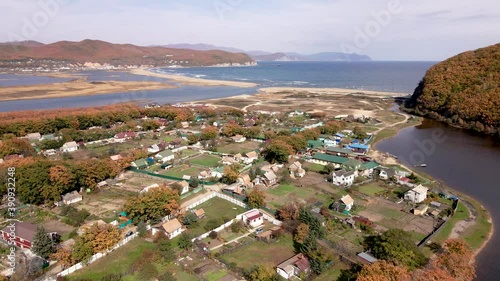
[376,119,500,281]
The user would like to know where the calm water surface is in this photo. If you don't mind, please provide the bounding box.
[376,120,500,281]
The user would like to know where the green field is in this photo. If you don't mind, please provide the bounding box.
[161,165,204,178]
[358,183,386,196]
[189,154,221,168]
[68,239,155,280]
[217,141,261,154]
[265,183,335,209]
[221,234,295,271]
[188,197,247,237]
[303,162,325,173]
[433,201,471,243]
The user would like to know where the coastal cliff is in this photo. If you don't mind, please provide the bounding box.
[404,43,500,136]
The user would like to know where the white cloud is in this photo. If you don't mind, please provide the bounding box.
[0,0,498,60]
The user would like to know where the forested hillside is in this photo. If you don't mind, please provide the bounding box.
[404,43,500,135]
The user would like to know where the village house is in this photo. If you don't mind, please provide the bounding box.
[222,156,237,165]
[263,171,278,187]
[289,161,305,178]
[148,144,160,154]
[243,151,258,164]
[198,170,210,180]
[61,191,82,205]
[412,204,429,215]
[154,218,184,239]
[378,167,396,180]
[155,150,175,163]
[307,140,324,150]
[140,183,160,193]
[357,252,379,265]
[404,185,429,204]
[211,167,225,179]
[242,209,264,228]
[359,161,380,177]
[131,158,150,169]
[332,170,356,186]
[230,134,246,143]
[234,153,243,162]
[349,143,370,155]
[276,253,311,280]
[310,153,349,168]
[178,180,190,195]
[1,221,38,249]
[194,209,206,219]
[318,135,338,147]
[326,147,353,157]
[342,158,363,172]
[331,194,355,213]
[110,154,123,161]
[61,141,78,153]
[114,131,136,142]
[25,132,41,140]
[181,121,190,128]
[237,174,253,188]
[223,184,245,196]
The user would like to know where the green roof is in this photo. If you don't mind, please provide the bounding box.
[342,159,363,169]
[326,147,353,155]
[157,150,174,158]
[360,161,380,170]
[312,153,349,164]
[308,140,324,149]
[133,159,148,168]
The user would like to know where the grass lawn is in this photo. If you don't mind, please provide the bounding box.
[358,183,386,196]
[217,141,261,154]
[187,197,247,237]
[314,262,351,281]
[221,234,296,271]
[304,162,325,173]
[462,202,492,249]
[68,239,155,280]
[265,184,332,209]
[433,201,470,243]
[205,269,227,281]
[179,149,198,158]
[161,165,204,178]
[189,154,221,168]
[371,128,397,144]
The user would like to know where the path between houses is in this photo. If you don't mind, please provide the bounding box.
[210,230,254,251]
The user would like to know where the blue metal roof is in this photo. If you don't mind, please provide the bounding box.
[349,143,369,149]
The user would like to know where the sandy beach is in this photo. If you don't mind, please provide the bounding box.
[259,87,407,98]
[0,79,176,101]
[130,68,259,88]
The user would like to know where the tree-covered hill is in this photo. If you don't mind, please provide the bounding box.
[404,43,500,135]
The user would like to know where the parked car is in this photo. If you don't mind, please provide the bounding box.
[255,227,264,234]
[125,231,134,237]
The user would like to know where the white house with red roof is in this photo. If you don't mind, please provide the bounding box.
[242,209,264,228]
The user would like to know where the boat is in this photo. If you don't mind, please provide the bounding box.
[415,164,427,167]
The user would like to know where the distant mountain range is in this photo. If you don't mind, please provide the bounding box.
[0,40,255,69]
[160,43,372,62]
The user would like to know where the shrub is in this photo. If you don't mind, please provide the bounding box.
[209,231,218,239]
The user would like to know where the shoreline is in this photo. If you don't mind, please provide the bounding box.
[259,87,408,98]
[370,110,494,260]
[130,68,259,88]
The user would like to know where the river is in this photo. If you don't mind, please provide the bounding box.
[376,119,500,280]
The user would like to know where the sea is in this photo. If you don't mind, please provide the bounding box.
[0,61,498,280]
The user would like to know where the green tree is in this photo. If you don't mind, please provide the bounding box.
[158,271,177,281]
[178,233,193,250]
[364,229,428,269]
[181,211,198,227]
[189,177,199,188]
[244,264,280,281]
[323,164,335,175]
[31,226,56,259]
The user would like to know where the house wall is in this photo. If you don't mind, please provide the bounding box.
[1,231,31,249]
[276,268,292,280]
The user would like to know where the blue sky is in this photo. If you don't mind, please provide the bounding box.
[1,0,499,60]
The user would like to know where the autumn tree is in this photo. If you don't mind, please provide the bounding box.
[200,126,218,140]
[50,247,76,269]
[357,261,411,281]
[263,139,294,163]
[247,188,266,208]
[124,186,180,223]
[31,226,56,259]
[221,165,239,184]
[222,123,244,137]
[244,264,280,281]
[277,201,301,221]
[298,128,321,141]
[432,239,476,281]
[294,223,310,244]
[81,224,121,253]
